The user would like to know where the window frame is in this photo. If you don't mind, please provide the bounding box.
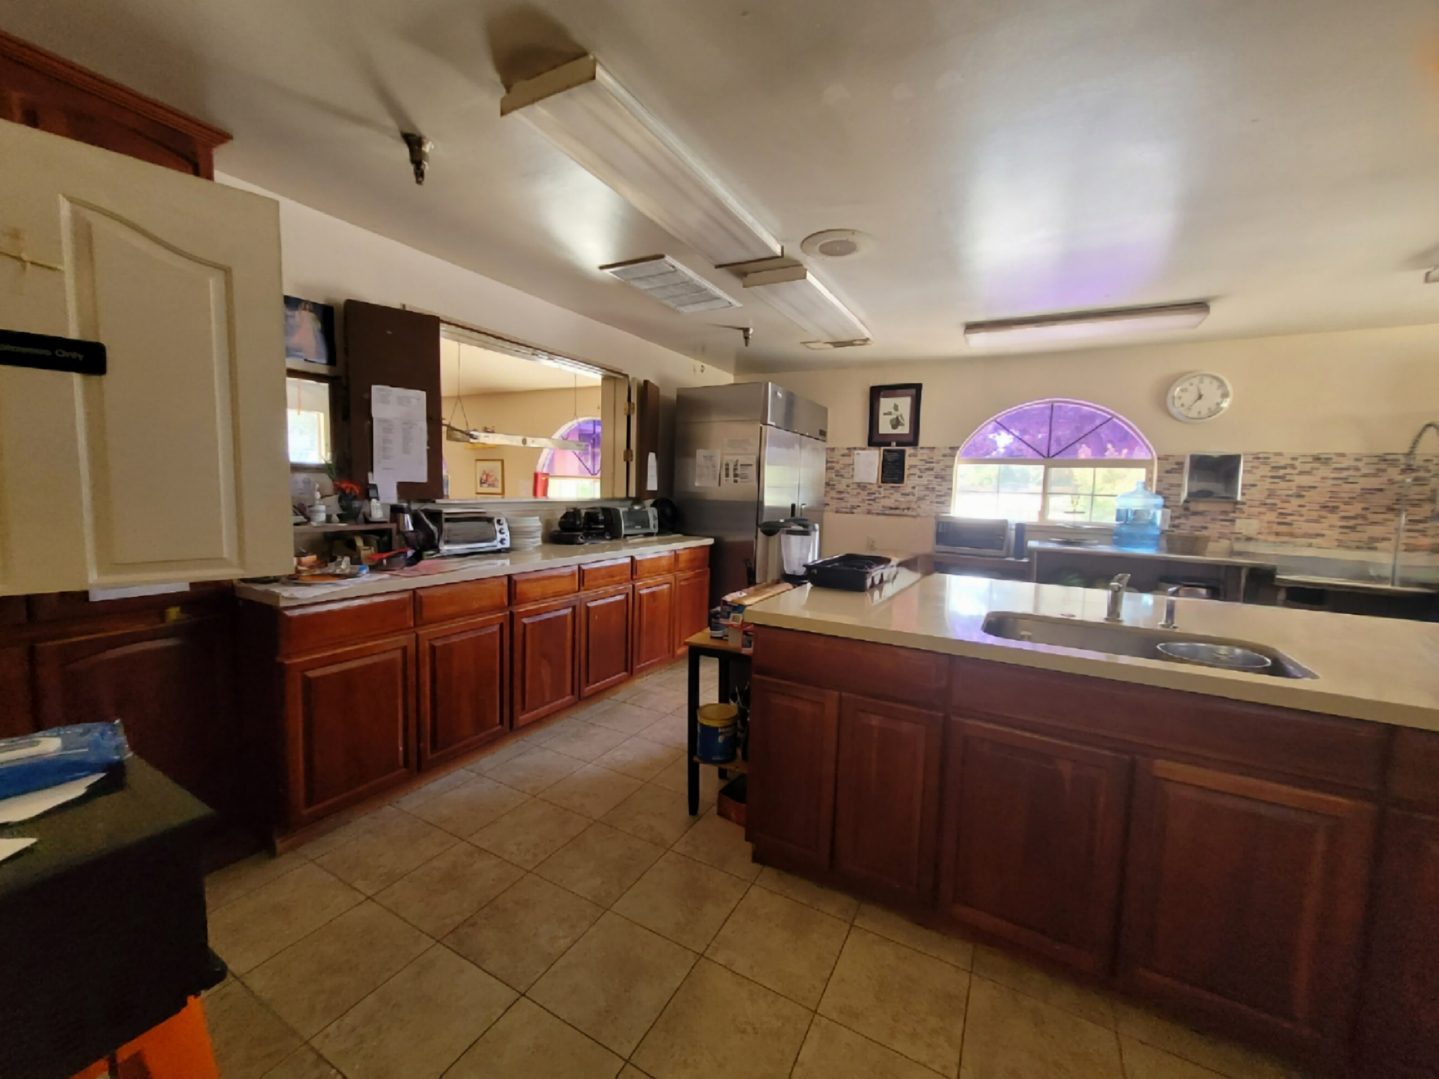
[535,416,603,501]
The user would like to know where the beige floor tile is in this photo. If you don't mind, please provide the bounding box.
[972,944,1115,1028]
[529,911,697,1056]
[206,849,311,913]
[404,774,530,836]
[294,805,399,859]
[444,873,602,990]
[480,745,584,795]
[536,821,666,905]
[373,842,523,937]
[447,997,624,1078]
[638,713,690,750]
[389,766,477,811]
[1120,1037,1233,1079]
[545,720,632,762]
[753,865,860,922]
[208,862,362,974]
[650,755,720,802]
[261,1045,342,1079]
[204,979,302,1079]
[960,976,1122,1079]
[671,809,759,880]
[541,763,645,819]
[793,1016,945,1079]
[312,944,515,1079]
[465,737,534,774]
[619,1067,654,1078]
[706,885,849,1007]
[243,900,429,1037]
[1114,1003,1297,1079]
[613,850,750,950]
[602,782,701,847]
[633,958,812,1079]
[587,699,670,735]
[311,808,459,895]
[855,902,974,970]
[471,797,591,868]
[819,927,969,1077]
[594,735,683,780]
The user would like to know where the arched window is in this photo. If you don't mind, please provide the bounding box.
[534,417,602,500]
[953,399,1154,523]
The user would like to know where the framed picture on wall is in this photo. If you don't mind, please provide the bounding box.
[868,383,922,447]
[283,296,335,367]
[474,459,505,496]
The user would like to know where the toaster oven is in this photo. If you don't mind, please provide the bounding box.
[601,505,659,539]
[934,516,1015,558]
[412,503,511,556]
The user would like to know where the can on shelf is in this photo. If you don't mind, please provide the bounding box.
[696,703,739,763]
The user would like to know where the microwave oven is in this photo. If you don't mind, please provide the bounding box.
[412,503,511,556]
[934,516,1022,558]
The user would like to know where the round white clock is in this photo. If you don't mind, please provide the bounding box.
[1166,372,1232,422]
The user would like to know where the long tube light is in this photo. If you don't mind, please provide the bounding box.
[738,261,870,344]
[963,302,1210,348]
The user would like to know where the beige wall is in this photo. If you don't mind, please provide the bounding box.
[442,386,602,499]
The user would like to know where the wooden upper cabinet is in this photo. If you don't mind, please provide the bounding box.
[673,569,710,656]
[0,30,229,178]
[747,675,839,873]
[417,612,507,768]
[0,645,33,739]
[578,585,631,698]
[631,575,675,675]
[1120,758,1376,1056]
[0,121,290,595]
[511,597,579,728]
[833,695,944,905]
[941,719,1131,974]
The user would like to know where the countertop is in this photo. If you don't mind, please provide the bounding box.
[1026,540,1274,568]
[745,571,1439,730]
[236,535,713,608]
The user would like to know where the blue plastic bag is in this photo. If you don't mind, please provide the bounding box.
[0,721,131,800]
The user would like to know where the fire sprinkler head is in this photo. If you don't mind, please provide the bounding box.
[402,132,433,185]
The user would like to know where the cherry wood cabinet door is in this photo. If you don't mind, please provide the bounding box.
[672,569,710,657]
[511,599,579,728]
[282,635,415,828]
[417,612,507,768]
[0,645,33,738]
[631,575,675,676]
[940,719,1131,974]
[579,586,632,698]
[747,675,839,873]
[1120,758,1376,1056]
[1358,809,1439,1075]
[833,695,944,905]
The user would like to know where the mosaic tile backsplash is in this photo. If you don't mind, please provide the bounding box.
[824,448,1439,554]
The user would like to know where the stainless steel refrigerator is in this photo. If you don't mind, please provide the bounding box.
[674,382,828,604]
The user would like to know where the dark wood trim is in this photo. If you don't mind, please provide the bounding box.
[753,626,949,711]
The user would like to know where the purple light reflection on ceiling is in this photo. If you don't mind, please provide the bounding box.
[959,399,1152,461]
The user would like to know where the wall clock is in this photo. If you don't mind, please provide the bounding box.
[1166,372,1232,423]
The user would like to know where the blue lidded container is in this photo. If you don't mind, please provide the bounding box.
[1113,480,1164,551]
[696,703,738,764]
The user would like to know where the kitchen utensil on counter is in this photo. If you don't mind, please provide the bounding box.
[804,553,898,591]
[1156,640,1272,673]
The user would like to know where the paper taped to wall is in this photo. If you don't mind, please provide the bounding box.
[853,449,879,484]
[694,449,720,487]
[373,385,428,486]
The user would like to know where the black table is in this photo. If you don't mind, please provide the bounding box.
[684,630,751,816]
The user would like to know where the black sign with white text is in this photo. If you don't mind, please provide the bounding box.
[0,329,106,376]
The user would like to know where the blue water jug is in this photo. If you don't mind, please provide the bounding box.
[1113,480,1164,551]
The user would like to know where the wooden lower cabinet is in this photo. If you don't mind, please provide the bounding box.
[631,575,675,675]
[1120,758,1376,1055]
[0,645,33,738]
[747,676,839,872]
[511,598,579,728]
[417,612,507,768]
[579,585,632,698]
[940,720,1131,974]
[281,634,416,826]
[673,569,710,656]
[832,694,943,905]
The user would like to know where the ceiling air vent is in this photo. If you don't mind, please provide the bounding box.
[600,255,740,314]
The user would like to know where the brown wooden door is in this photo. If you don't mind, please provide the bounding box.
[747,675,839,873]
[1358,809,1439,1074]
[672,569,710,657]
[940,719,1131,974]
[511,598,579,728]
[833,694,944,905]
[631,575,675,675]
[417,612,507,768]
[1120,758,1376,1055]
[579,585,631,698]
[282,634,416,827]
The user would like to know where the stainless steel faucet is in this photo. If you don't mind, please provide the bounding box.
[1160,584,1180,629]
[1105,573,1130,622]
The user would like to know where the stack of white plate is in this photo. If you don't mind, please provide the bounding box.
[509,516,543,550]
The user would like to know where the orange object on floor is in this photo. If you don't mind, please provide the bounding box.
[71,997,218,1079]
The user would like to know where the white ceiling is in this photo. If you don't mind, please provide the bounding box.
[12,0,1439,374]
[439,338,601,397]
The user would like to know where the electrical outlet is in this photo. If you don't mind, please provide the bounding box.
[1234,518,1260,538]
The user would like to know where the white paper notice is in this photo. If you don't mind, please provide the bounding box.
[694,449,721,488]
[646,452,659,491]
[372,386,429,487]
[0,773,104,824]
[853,449,880,484]
[0,837,36,864]
[724,455,757,485]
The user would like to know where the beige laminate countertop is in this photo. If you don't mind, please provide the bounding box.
[746,571,1439,731]
[235,535,713,609]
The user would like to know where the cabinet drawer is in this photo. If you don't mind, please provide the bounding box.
[633,552,676,579]
[414,576,508,625]
[511,566,579,605]
[580,558,632,591]
[277,593,413,656]
[675,545,710,572]
[754,628,949,710]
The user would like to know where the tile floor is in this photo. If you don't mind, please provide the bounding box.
[202,660,1313,1079]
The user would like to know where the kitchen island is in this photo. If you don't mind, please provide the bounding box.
[743,572,1439,1077]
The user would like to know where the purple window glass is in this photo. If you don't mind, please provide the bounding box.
[537,417,602,477]
[959,400,1152,461]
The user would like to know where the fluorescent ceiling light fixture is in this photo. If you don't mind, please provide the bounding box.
[963,302,1210,348]
[600,254,739,313]
[733,259,870,344]
[502,56,780,266]
[801,338,871,350]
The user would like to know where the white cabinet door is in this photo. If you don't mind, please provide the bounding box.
[0,120,291,595]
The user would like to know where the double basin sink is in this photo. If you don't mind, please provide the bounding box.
[981,612,1317,679]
